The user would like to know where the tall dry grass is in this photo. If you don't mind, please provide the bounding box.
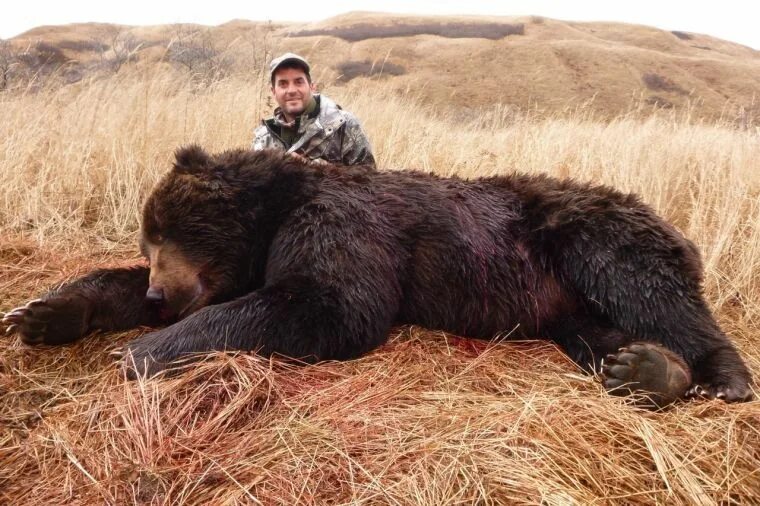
[1,69,759,504]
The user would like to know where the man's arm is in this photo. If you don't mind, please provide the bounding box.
[252,124,277,151]
[340,115,376,168]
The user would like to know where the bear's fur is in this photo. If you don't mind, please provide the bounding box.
[3,147,753,406]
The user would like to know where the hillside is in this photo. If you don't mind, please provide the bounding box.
[6,12,760,123]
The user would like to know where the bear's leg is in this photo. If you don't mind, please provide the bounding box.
[551,225,753,403]
[2,266,158,345]
[123,274,396,378]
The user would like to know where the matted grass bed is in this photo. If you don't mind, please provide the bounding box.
[1,243,758,505]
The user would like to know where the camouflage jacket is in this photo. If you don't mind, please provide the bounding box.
[252,94,376,168]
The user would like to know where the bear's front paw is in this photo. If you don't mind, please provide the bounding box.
[121,326,198,380]
[688,348,754,403]
[2,295,92,345]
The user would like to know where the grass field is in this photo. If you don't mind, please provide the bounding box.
[1,70,759,504]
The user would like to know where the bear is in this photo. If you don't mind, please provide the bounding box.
[2,146,753,407]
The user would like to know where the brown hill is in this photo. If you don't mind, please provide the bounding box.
[7,12,760,122]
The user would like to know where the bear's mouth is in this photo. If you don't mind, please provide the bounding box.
[157,305,176,322]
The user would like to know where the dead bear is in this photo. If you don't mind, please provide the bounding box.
[3,146,753,407]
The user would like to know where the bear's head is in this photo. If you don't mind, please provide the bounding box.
[140,145,316,320]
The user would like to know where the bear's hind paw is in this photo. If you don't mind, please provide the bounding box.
[602,342,692,408]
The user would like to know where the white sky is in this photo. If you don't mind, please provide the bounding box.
[2,0,758,50]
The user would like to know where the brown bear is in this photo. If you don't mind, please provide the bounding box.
[2,146,753,407]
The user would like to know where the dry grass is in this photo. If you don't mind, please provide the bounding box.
[1,69,760,504]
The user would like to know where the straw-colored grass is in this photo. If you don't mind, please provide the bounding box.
[1,69,759,504]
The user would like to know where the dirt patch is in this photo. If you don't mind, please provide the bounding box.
[292,22,525,41]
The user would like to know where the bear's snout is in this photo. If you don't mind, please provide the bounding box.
[145,286,165,303]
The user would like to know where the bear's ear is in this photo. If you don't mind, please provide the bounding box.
[173,144,211,174]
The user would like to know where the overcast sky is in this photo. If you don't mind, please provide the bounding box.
[3,0,758,50]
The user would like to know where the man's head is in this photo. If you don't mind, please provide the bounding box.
[269,53,315,121]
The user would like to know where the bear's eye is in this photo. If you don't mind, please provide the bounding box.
[147,233,165,245]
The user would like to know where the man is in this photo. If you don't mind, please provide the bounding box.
[252,53,376,168]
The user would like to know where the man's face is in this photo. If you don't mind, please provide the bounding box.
[271,67,315,121]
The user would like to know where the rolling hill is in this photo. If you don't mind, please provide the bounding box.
[6,12,760,123]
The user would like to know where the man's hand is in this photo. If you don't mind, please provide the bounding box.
[288,152,309,163]
[289,152,328,166]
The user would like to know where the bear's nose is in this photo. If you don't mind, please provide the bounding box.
[145,286,165,303]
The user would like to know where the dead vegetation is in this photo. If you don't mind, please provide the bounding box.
[0,23,274,92]
[2,323,758,504]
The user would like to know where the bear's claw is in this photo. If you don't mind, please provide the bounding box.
[2,296,91,345]
[2,300,50,343]
[685,383,753,402]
